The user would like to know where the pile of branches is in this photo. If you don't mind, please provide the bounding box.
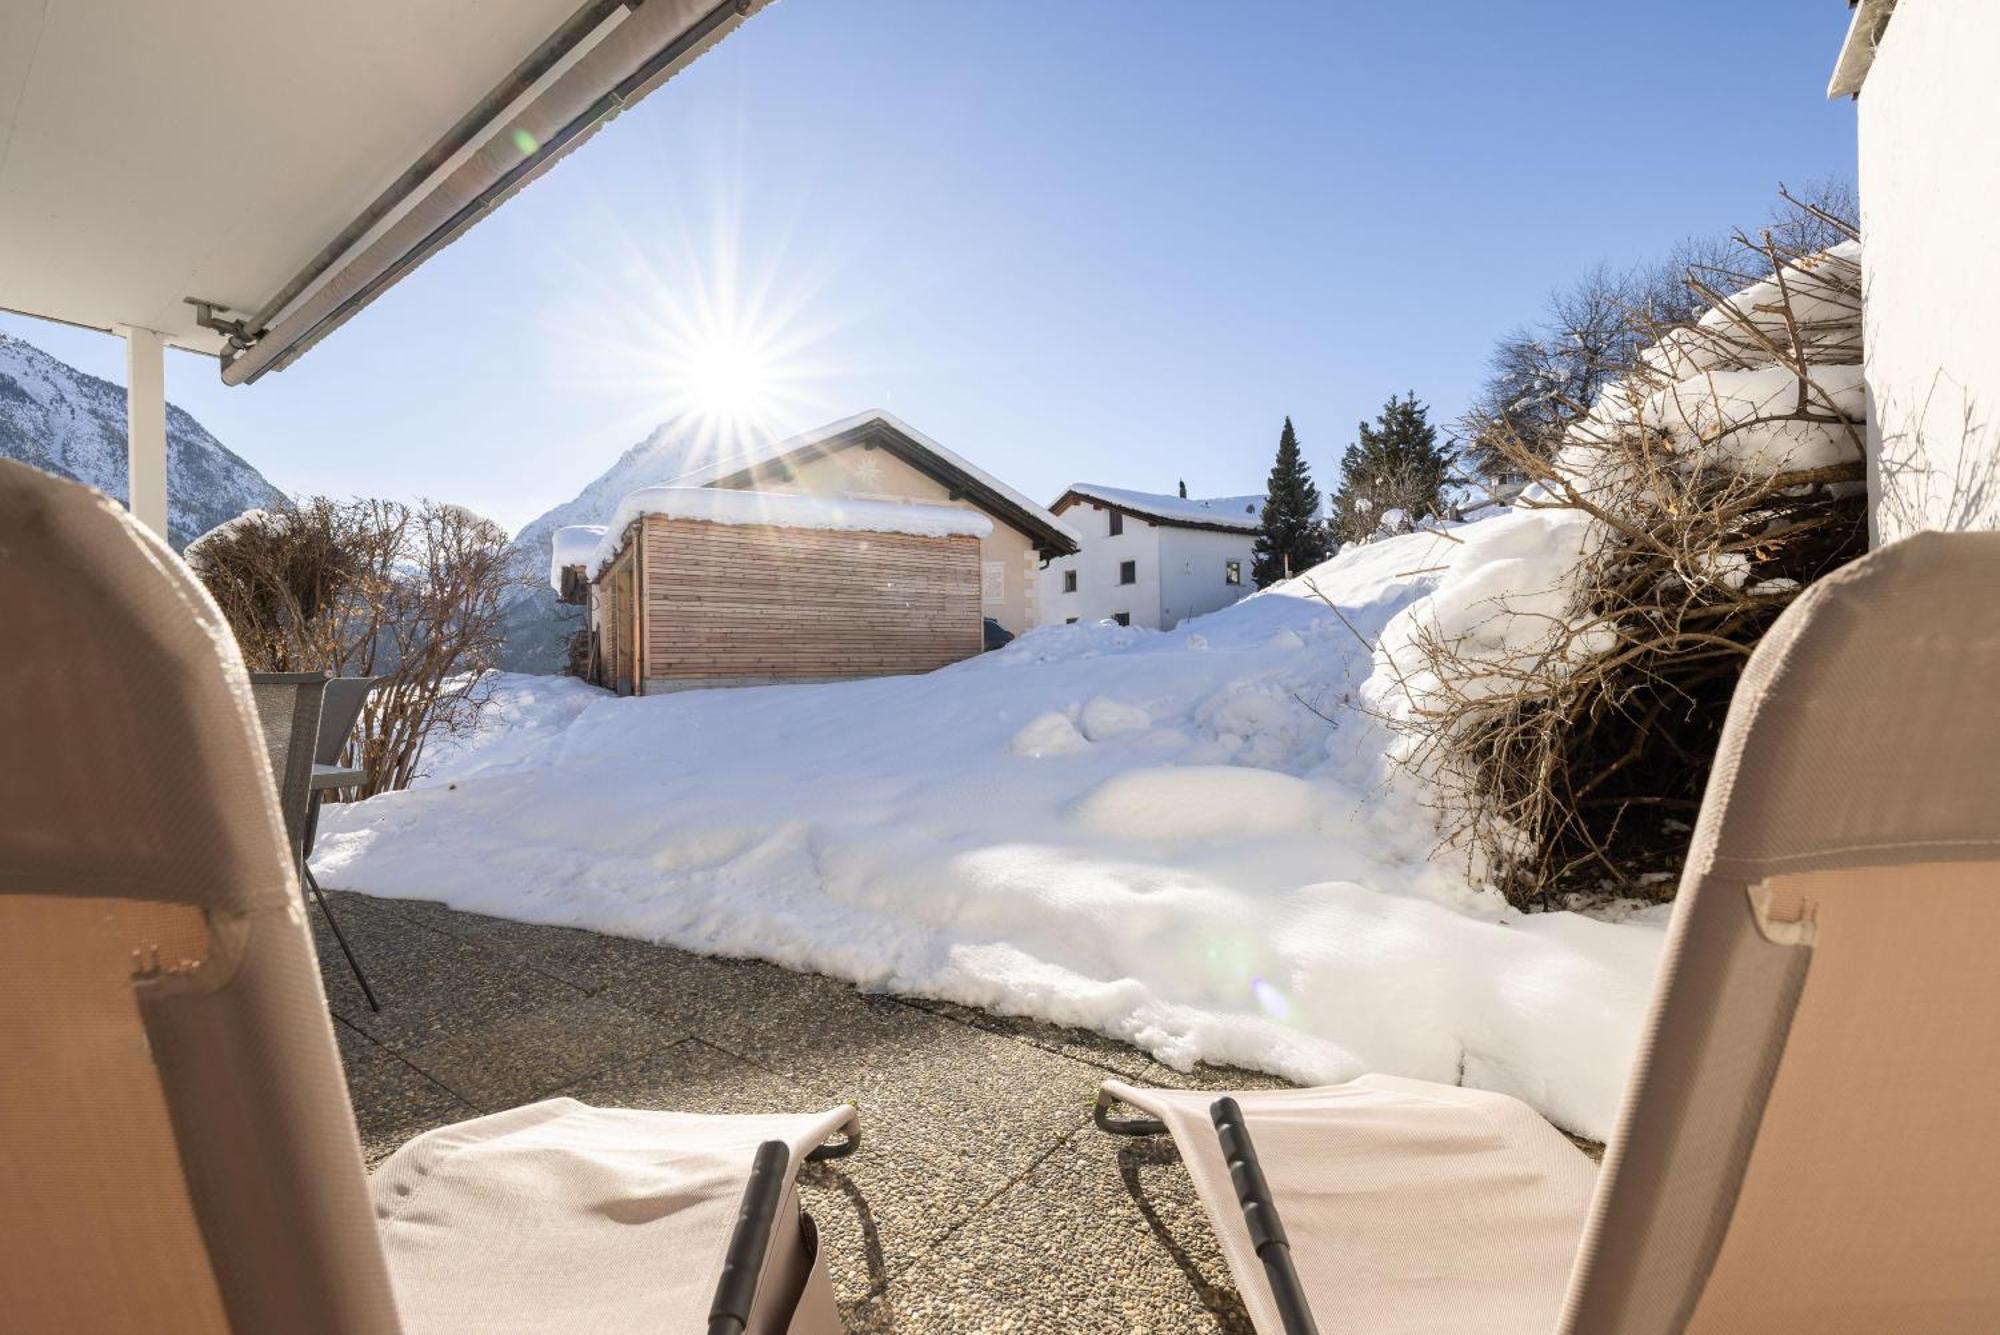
[1398,212,1868,909]
[187,497,517,796]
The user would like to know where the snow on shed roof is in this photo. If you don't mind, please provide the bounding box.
[588,488,992,577]
[1054,484,1264,532]
[671,410,1079,555]
[548,524,607,591]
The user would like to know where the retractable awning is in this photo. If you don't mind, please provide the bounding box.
[0,0,774,383]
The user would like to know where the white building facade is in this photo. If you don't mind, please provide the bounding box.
[1039,485,1262,630]
[1831,0,2000,542]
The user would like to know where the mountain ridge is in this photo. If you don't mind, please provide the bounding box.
[0,331,284,549]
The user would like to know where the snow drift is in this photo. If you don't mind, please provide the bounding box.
[317,525,1668,1140]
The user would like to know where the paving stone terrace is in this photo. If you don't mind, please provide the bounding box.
[318,890,1603,1332]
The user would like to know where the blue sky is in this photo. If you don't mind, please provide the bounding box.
[3,1,1859,533]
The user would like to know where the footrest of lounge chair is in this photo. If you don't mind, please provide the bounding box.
[372,1098,857,1335]
[1097,1075,1595,1335]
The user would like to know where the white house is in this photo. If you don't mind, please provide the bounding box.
[1039,485,1262,630]
[1830,0,2000,542]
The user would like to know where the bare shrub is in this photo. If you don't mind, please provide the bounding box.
[1332,458,1447,544]
[187,498,516,796]
[1394,210,1866,909]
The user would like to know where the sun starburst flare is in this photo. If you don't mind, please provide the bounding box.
[540,165,863,478]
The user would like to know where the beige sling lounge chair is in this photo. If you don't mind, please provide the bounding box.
[1096,530,2000,1335]
[0,459,857,1334]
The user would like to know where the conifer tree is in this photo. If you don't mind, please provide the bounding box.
[1251,417,1330,586]
[1330,393,1452,544]
[1178,479,1188,498]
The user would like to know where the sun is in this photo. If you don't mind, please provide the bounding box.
[540,166,855,471]
[681,331,777,426]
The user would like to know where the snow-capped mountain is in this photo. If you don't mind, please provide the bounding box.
[0,331,285,549]
[499,416,754,670]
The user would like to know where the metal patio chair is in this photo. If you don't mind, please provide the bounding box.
[0,459,858,1333]
[1096,530,2000,1335]
[249,671,378,1012]
[301,674,385,1009]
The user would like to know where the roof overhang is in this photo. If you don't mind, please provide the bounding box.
[1828,0,1898,98]
[0,0,772,383]
[1050,489,1263,537]
[696,411,1083,558]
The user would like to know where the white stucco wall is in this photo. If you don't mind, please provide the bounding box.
[1855,0,2000,541]
[1039,501,1165,627]
[1157,527,1256,629]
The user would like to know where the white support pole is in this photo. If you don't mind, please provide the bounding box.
[124,327,169,538]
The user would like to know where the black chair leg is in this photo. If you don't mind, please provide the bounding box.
[305,863,381,1012]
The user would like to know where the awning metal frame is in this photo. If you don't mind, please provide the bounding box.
[218,0,766,385]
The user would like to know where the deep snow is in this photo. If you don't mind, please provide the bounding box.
[318,523,1667,1139]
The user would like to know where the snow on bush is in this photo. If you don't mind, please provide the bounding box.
[1369,232,1868,904]
[317,524,1668,1140]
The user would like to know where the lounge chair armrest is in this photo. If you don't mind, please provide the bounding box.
[1212,1097,1320,1335]
[707,1140,792,1335]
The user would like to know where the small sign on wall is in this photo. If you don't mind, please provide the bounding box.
[981,560,1006,603]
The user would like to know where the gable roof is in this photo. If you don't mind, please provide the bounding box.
[675,410,1080,556]
[1052,484,1264,534]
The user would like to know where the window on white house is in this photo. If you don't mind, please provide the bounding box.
[1062,569,1078,593]
[1225,559,1242,585]
[1108,510,1123,536]
[1112,612,1131,626]
[1118,559,1136,585]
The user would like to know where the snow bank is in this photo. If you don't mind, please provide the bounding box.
[318,522,1668,1139]
[588,487,994,575]
[547,524,607,590]
[1062,483,1264,531]
[1367,502,1604,727]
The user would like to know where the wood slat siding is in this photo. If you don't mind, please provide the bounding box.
[638,515,982,683]
[595,547,636,694]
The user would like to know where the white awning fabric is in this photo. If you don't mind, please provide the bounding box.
[0,0,772,383]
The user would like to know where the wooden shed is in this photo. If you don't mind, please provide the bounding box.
[560,489,992,694]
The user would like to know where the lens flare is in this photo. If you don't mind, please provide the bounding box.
[1250,976,1292,1022]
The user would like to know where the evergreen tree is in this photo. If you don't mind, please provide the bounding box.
[1251,417,1330,586]
[1178,479,1188,498]
[1330,393,1452,544]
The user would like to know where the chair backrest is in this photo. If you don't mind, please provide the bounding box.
[249,671,329,858]
[1559,530,2000,1335]
[315,676,382,768]
[0,461,402,1334]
